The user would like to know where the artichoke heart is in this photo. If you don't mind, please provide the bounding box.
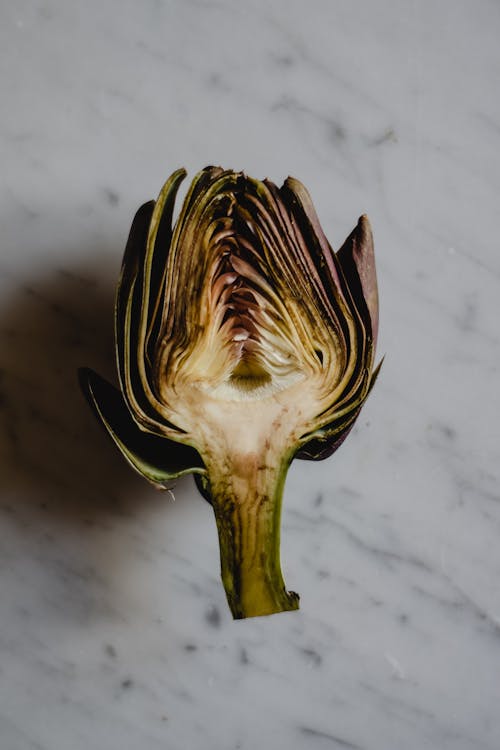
[80,166,381,619]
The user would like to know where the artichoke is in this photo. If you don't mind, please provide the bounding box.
[79,166,381,619]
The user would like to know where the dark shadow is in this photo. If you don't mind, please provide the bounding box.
[0,251,200,624]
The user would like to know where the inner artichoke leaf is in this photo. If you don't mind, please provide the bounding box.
[78,367,205,487]
[154,171,348,418]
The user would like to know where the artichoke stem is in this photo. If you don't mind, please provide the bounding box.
[208,450,299,619]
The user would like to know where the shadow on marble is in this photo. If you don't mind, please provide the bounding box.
[0,254,198,622]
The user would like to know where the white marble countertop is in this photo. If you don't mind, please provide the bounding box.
[1,1,500,748]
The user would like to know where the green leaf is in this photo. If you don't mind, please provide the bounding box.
[78,367,205,487]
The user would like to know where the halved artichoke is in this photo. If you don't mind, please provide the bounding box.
[80,167,381,619]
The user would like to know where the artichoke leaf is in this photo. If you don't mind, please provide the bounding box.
[78,367,205,487]
[336,214,379,346]
[297,357,383,460]
[194,472,213,504]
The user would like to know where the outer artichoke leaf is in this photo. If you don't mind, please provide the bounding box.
[295,418,358,461]
[115,200,159,427]
[115,171,189,438]
[336,215,378,347]
[78,367,205,487]
[116,200,155,347]
[194,473,213,505]
[297,358,383,461]
[118,233,184,436]
[366,356,384,394]
[280,178,347,307]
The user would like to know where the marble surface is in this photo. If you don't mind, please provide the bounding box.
[1,1,500,748]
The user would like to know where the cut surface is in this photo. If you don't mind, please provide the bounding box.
[100,166,381,618]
